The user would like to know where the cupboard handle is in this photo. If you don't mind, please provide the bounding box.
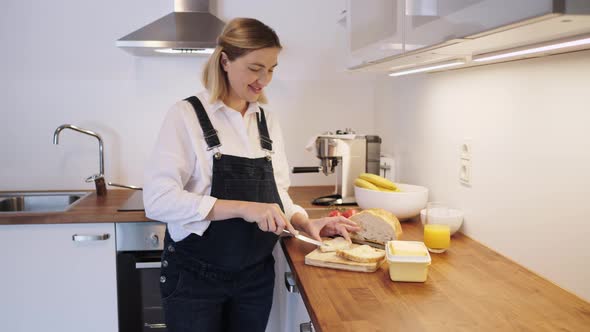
[72,233,110,242]
[285,272,299,293]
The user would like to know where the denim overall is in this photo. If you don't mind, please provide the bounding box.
[160,96,283,332]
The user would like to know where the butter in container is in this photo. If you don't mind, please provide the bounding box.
[386,240,431,282]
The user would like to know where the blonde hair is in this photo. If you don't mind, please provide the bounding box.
[202,18,282,104]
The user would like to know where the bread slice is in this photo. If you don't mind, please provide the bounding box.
[336,245,385,263]
[350,208,403,245]
[320,237,352,253]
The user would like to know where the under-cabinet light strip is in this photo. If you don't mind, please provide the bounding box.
[389,60,465,77]
[473,34,590,62]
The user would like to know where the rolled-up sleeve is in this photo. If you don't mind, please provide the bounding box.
[143,103,217,227]
[269,114,308,222]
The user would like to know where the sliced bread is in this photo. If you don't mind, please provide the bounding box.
[336,245,385,263]
[320,237,352,253]
[349,208,403,245]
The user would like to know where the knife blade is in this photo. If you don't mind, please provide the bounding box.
[282,230,325,247]
[351,239,385,250]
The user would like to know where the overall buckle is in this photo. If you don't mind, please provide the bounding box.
[207,144,222,160]
[263,148,274,161]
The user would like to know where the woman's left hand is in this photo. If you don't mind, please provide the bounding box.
[304,216,362,242]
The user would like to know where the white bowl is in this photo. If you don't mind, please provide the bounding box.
[354,184,428,220]
[420,208,464,235]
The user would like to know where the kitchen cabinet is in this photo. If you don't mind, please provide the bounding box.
[269,243,312,332]
[346,0,404,68]
[0,223,118,332]
[404,0,555,51]
[346,0,573,70]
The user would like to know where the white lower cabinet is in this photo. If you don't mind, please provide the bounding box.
[0,223,118,332]
[268,243,312,332]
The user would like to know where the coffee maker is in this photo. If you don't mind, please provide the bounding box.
[293,129,381,205]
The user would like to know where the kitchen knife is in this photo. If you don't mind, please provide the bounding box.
[351,239,385,250]
[282,230,325,247]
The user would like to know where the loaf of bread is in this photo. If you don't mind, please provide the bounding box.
[320,237,352,253]
[349,208,402,245]
[336,245,385,263]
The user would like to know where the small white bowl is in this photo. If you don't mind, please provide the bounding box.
[420,208,464,235]
[354,184,428,220]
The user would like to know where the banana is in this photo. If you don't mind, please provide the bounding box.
[354,178,380,191]
[358,173,399,191]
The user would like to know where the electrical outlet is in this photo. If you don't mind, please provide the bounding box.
[460,159,471,186]
[461,139,472,160]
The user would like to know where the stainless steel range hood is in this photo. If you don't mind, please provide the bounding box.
[116,0,225,56]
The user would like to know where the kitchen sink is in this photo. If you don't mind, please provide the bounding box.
[0,192,90,213]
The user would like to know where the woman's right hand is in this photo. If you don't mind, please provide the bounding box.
[240,202,299,236]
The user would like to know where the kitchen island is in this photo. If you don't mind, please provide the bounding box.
[2,187,590,332]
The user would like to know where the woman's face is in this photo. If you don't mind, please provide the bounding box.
[221,47,280,103]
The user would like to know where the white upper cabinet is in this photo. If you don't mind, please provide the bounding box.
[404,0,555,51]
[345,0,590,71]
[347,0,404,68]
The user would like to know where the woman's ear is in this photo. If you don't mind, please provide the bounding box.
[220,52,229,72]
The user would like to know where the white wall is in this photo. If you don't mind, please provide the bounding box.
[374,50,590,301]
[0,0,375,190]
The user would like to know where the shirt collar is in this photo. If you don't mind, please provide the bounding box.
[207,93,261,116]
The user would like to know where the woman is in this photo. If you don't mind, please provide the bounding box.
[143,18,360,332]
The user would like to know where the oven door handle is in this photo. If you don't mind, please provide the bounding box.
[145,323,167,329]
[135,262,162,269]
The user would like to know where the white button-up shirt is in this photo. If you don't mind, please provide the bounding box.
[143,91,307,242]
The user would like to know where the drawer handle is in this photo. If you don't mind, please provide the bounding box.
[136,262,162,269]
[72,233,110,242]
[285,272,299,293]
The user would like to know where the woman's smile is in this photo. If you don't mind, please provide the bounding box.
[249,84,263,94]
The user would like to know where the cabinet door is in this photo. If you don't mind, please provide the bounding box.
[404,0,555,51]
[269,243,311,332]
[0,223,118,332]
[347,0,405,68]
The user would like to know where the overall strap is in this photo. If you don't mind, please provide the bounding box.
[256,107,273,152]
[184,96,221,150]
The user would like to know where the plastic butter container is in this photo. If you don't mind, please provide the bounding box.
[386,241,431,282]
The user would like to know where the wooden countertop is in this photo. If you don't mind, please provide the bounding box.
[0,190,150,225]
[283,187,590,332]
[0,185,336,226]
[3,185,590,330]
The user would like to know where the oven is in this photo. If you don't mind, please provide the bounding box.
[116,222,167,332]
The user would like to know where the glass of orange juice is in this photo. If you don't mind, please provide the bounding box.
[424,202,451,253]
[423,224,450,253]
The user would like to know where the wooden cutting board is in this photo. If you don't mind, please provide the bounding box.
[304,244,386,272]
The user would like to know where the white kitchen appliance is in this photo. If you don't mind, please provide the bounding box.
[293,129,381,205]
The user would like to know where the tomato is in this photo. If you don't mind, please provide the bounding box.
[328,210,342,217]
[341,208,358,218]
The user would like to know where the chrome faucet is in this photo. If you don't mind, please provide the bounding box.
[53,124,107,196]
